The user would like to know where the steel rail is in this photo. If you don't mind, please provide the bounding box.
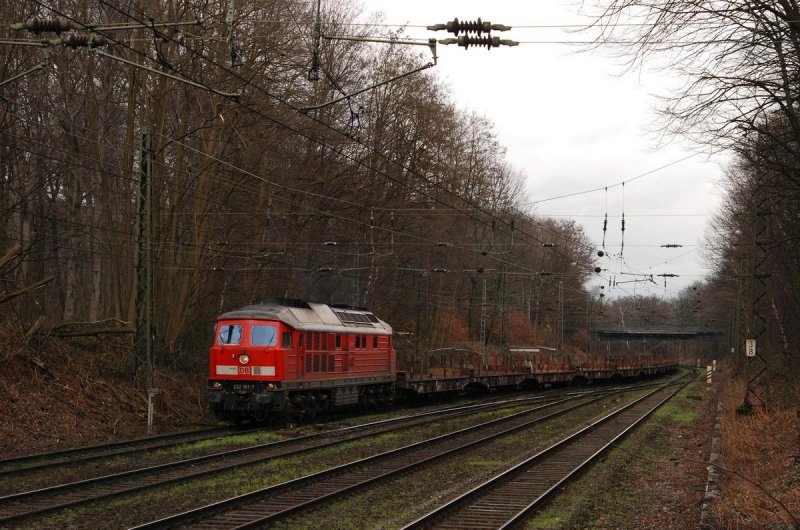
[2,375,669,478]
[0,426,240,478]
[133,386,651,529]
[0,387,609,524]
[402,371,695,529]
[0,376,679,525]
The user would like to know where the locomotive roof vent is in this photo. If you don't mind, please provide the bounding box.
[257,297,312,309]
[334,310,379,327]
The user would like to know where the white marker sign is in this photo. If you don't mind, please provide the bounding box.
[745,339,756,358]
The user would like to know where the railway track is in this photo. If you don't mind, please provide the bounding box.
[0,375,680,527]
[0,384,596,485]
[0,425,240,479]
[403,371,694,529]
[0,384,637,525]
[0,392,564,497]
[132,382,660,529]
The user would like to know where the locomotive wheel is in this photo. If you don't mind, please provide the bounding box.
[284,402,297,428]
[307,395,318,421]
[253,407,269,423]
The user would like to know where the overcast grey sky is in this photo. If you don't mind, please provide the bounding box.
[355,0,728,299]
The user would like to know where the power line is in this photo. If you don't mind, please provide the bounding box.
[12,4,679,301]
[525,153,703,206]
[2,111,603,300]
[0,138,605,301]
[25,1,602,278]
[90,2,677,289]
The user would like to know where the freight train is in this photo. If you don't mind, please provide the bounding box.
[206,299,677,422]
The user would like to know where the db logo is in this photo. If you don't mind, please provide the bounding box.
[238,366,251,375]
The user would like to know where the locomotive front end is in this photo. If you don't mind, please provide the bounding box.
[207,317,287,422]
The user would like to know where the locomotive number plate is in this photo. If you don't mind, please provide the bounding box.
[238,366,252,375]
[233,383,255,391]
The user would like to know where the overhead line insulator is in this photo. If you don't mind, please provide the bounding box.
[11,17,73,34]
[438,36,518,49]
[427,18,511,36]
[64,34,108,48]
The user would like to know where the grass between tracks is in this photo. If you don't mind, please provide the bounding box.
[526,375,714,529]
[158,430,286,455]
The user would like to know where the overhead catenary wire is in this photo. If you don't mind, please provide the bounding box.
[21,0,604,277]
[1,107,608,297]
[0,10,720,266]
[303,33,746,45]
[1,136,618,302]
[620,182,626,258]
[601,187,608,250]
[79,0,687,293]
[9,3,693,300]
[525,152,703,206]
[0,112,688,310]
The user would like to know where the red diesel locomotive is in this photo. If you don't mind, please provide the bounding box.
[207,299,396,421]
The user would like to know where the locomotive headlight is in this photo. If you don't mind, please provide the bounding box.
[238,354,250,365]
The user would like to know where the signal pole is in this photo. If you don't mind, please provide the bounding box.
[559,281,564,353]
[480,278,487,371]
[134,127,157,431]
[742,180,770,412]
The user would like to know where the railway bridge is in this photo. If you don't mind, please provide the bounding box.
[592,324,723,341]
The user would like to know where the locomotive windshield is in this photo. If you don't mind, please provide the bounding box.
[217,324,242,345]
[251,325,278,346]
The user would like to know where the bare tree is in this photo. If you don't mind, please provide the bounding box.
[589,0,800,150]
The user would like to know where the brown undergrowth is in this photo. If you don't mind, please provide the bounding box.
[716,376,800,529]
[0,325,208,459]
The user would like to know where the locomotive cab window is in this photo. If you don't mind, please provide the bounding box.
[250,325,277,346]
[218,324,242,345]
[282,332,292,348]
[373,336,378,348]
